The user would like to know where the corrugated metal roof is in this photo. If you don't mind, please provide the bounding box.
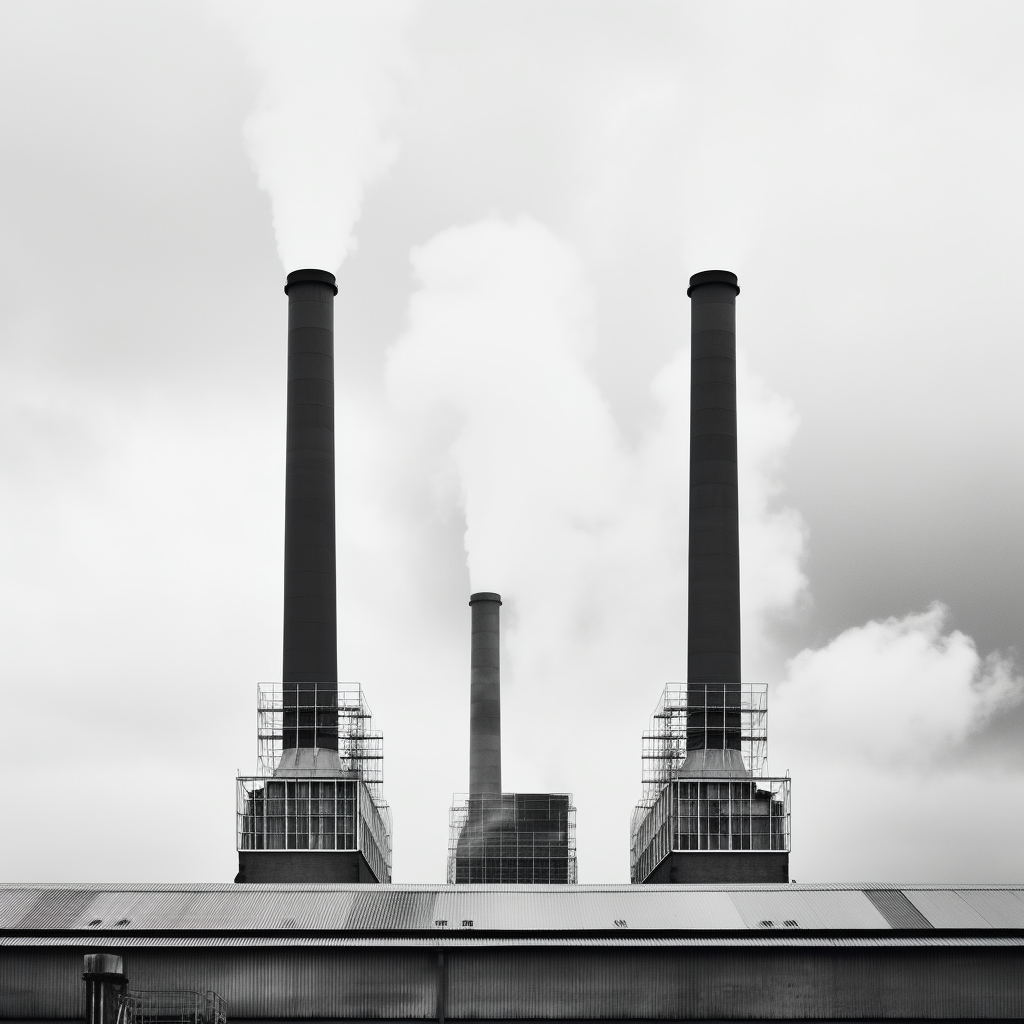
[432,888,746,931]
[2,934,1022,948]
[1,883,1022,935]
[863,889,933,929]
[903,889,994,928]
[955,888,1024,928]
[729,889,890,930]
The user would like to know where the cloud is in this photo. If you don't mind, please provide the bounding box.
[774,603,1024,880]
[776,603,1021,769]
[224,0,417,272]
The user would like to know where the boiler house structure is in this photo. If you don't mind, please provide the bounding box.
[448,592,577,883]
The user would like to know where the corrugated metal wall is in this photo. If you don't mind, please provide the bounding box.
[446,947,1024,1018]
[0,948,437,1020]
[2,945,1022,1019]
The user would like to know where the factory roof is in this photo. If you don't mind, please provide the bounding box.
[2,882,1023,943]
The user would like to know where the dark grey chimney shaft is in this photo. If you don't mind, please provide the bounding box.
[282,269,339,750]
[686,270,741,751]
[469,592,502,797]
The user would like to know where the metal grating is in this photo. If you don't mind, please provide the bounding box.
[447,794,578,884]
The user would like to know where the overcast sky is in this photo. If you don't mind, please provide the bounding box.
[2,0,1022,885]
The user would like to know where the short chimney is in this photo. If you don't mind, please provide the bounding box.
[468,592,502,797]
[83,954,127,1024]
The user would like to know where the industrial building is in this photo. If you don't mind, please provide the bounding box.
[448,593,577,883]
[4,882,1023,1019]
[3,269,1022,1019]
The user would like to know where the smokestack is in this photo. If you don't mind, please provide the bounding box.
[469,592,502,797]
[686,270,742,759]
[282,269,339,754]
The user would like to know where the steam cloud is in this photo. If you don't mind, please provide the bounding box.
[228,0,416,272]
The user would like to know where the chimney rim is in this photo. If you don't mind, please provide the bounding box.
[284,268,339,295]
[687,269,740,297]
[469,591,502,606]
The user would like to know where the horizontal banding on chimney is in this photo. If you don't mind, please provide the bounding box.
[284,268,339,295]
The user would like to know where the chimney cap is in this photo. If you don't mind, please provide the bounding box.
[469,592,502,605]
[687,269,740,297]
[285,269,339,295]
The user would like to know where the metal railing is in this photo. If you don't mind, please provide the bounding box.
[117,991,226,1024]
[631,776,791,883]
[237,775,391,882]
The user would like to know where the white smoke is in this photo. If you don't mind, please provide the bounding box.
[225,0,416,272]
[388,217,805,668]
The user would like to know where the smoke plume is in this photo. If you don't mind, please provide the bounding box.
[227,0,416,272]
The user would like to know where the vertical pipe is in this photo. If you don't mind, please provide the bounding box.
[282,269,339,751]
[83,954,127,1024]
[686,270,741,751]
[469,592,502,797]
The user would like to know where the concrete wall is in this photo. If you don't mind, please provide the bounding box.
[644,851,790,884]
[236,850,378,884]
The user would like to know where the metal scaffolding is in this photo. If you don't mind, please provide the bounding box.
[236,681,392,882]
[448,793,578,884]
[640,682,769,800]
[255,682,383,792]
